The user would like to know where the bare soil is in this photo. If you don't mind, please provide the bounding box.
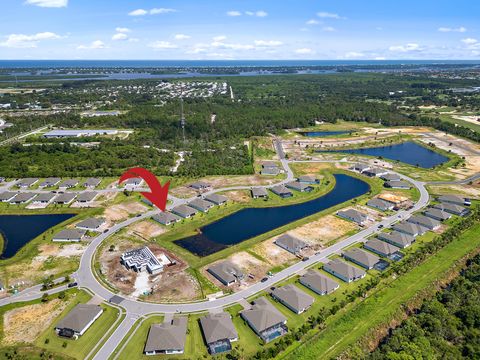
[103,201,147,223]
[222,190,251,203]
[127,221,166,240]
[252,237,298,266]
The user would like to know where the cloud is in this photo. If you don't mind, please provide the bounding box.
[25,0,67,8]
[116,27,131,33]
[129,8,175,16]
[344,51,365,58]
[317,12,344,19]
[461,38,477,45]
[213,35,227,42]
[306,19,320,25]
[438,26,467,33]
[389,43,422,52]
[77,40,106,50]
[174,34,191,40]
[245,11,268,17]
[148,41,178,50]
[227,10,242,17]
[295,48,314,54]
[112,33,128,41]
[322,26,336,32]
[0,32,62,48]
[254,40,283,47]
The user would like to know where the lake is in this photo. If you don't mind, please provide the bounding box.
[175,174,369,256]
[318,141,449,168]
[300,131,351,137]
[0,214,75,259]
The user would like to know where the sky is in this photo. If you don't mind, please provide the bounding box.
[0,0,479,60]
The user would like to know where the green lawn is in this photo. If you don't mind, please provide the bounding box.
[36,292,121,360]
[282,222,480,359]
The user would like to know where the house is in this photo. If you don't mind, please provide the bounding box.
[76,191,98,203]
[433,203,469,216]
[251,187,268,199]
[123,178,143,189]
[285,181,313,192]
[261,166,280,176]
[207,261,244,286]
[188,198,214,213]
[9,193,37,204]
[323,258,366,283]
[377,231,414,249]
[0,191,16,202]
[16,178,38,188]
[337,209,370,226]
[55,304,103,338]
[350,163,371,173]
[144,318,187,355]
[84,178,101,189]
[204,193,228,205]
[241,297,288,343]
[363,168,389,177]
[274,234,308,255]
[171,204,198,219]
[297,175,320,184]
[75,217,105,231]
[423,208,451,221]
[121,247,172,274]
[437,195,471,206]
[342,248,380,270]
[152,212,182,226]
[380,173,401,181]
[52,229,86,242]
[392,221,427,237]
[33,192,56,204]
[299,269,339,295]
[384,180,411,189]
[44,129,118,138]
[270,185,293,198]
[58,179,79,190]
[364,239,400,257]
[189,181,211,191]
[39,177,61,188]
[378,193,411,209]
[261,161,278,168]
[367,198,394,211]
[407,215,441,230]
[271,284,314,314]
[200,313,238,354]
[53,193,77,205]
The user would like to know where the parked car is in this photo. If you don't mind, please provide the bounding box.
[67,282,78,288]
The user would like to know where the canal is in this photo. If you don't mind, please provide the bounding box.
[300,130,351,137]
[175,174,370,256]
[0,214,75,259]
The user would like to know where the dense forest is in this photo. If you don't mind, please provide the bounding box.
[369,253,480,359]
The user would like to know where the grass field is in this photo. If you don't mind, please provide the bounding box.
[281,222,480,359]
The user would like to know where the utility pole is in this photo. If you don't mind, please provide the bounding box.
[180,97,186,144]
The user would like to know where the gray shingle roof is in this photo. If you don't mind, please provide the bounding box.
[299,269,339,295]
[189,181,211,190]
[271,284,314,313]
[17,178,38,187]
[59,179,79,188]
[324,258,366,280]
[270,185,292,196]
[423,208,451,221]
[385,180,411,189]
[208,261,243,285]
[188,198,214,212]
[10,193,37,203]
[275,234,308,254]
[437,195,467,205]
[171,204,198,218]
[76,218,105,230]
[251,187,268,197]
[433,202,469,215]
[144,318,187,353]
[392,221,426,236]
[285,181,312,192]
[53,229,86,241]
[407,215,440,229]
[53,193,77,204]
[34,192,56,202]
[377,231,414,248]
[200,312,238,344]
[152,212,182,225]
[364,239,400,256]
[39,178,61,187]
[76,191,98,202]
[337,209,369,224]
[380,173,401,181]
[367,198,393,211]
[0,191,16,202]
[84,178,101,188]
[241,297,286,333]
[56,304,102,333]
[343,248,380,269]
[204,193,228,205]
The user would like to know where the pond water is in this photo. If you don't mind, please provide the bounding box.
[175,174,369,256]
[318,141,449,168]
[0,214,75,259]
[300,131,351,137]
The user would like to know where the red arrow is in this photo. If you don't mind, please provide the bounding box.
[118,167,170,211]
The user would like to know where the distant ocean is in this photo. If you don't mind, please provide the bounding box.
[1,59,480,68]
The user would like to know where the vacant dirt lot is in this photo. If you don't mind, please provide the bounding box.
[2,299,67,345]
[289,214,358,250]
[103,201,147,223]
[127,220,166,240]
[252,237,298,266]
[39,243,86,257]
[223,190,251,203]
[204,174,281,187]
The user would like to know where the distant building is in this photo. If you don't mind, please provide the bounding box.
[144,318,187,355]
[271,284,314,314]
[299,269,339,295]
[204,193,228,205]
[189,181,211,191]
[122,178,143,189]
[188,198,214,213]
[171,204,198,219]
[59,179,79,189]
[241,297,288,343]
[384,180,411,189]
[337,209,370,226]
[270,185,293,198]
[274,234,308,255]
[76,191,98,203]
[323,258,366,283]
[297,175,320,184]
[350,164,371,173]
[0,191,16,202]
[33,192,56,204]
[39,178,61,188]
[251,187,268,199]
[367,198,394,212]
[423,208,451,221]
[380,173,401,181]
[53,193,77,205]
[200,313,238,355]
[433,203,469,216]
[363,168,389,177]
[437,195,471,206]
[16,178,38,188]
[285,181,313,192]
[260,167,280,176]
[55,304,103,338]
[10,193,37,204]
[75,218,105,231]
[152,212,182,226]
[52,229,86,242]
[207,261,244,286]
[44,129,118,138]
[121,247,172,275]
[84,178,101,189]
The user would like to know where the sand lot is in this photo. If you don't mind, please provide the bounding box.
[222,190,251,203]
[451,114,480,125]
[289,214,358,249]
[127,220,166,240]
[253,237,298,266]
[103,201,147,222]
[2,299,67,345]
